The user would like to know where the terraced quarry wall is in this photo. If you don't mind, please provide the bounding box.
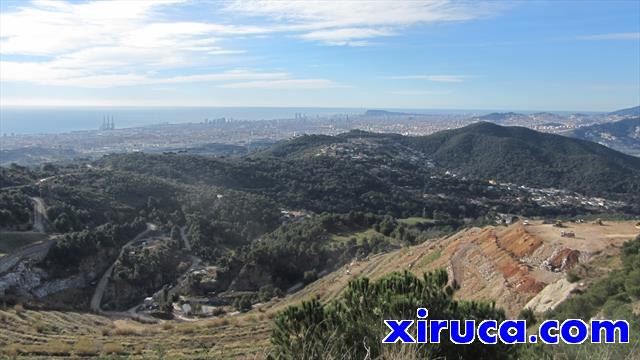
[258,220,640,316]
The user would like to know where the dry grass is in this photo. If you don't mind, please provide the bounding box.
[103,342,125,355]
[73,337,101,356]
[13,304,25,315]
[0,308,271,359]
[46,340,73,356]
[113,319,156,336]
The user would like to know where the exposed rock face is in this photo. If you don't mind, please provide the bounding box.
[32,274,87,298]
[544,248,581,272]
[524,278,578,313]
[0,244,111,304]
[430,225,549,315]
[0,262,46,298]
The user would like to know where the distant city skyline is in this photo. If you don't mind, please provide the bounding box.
[1,0,639,111]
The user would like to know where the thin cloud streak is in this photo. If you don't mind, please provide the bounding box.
[220,79,346,89]
[575,32,640,40]
[388,75,467,83]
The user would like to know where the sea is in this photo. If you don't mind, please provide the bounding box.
[0,107,365,135]
[0,106,587,135]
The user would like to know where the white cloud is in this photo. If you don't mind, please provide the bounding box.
[0,1,324,89]
[388,75,467,83]
[220,79,344,89]
[576,32,640,41]
[0,1,184,56]
[224,0,499,45]
[0,60,289,88]
[0,0,493,93]
[298,28,394,45]
[389,90,452,96]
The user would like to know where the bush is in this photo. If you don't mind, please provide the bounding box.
[233,295,253,312]
[303,269,318,284]
[518,308,536,325]
[566,270,580,283]
[270,269,515,360]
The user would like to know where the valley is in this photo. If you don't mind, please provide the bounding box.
[1,122,639,358]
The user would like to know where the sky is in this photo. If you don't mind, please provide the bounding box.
[0,0,639,111]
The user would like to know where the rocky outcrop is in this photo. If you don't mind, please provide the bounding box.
[32,274,87,298]
[524,278,578,313]
[543,248,581,272]
[0,262,46,298]
[0,244,109,303]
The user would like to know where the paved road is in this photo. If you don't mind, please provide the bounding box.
[89,224,156,313]
[31,197,48,233]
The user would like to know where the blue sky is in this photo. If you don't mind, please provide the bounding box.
[0,0,638,111]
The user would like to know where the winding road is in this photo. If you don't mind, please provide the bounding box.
[90,223,157,313]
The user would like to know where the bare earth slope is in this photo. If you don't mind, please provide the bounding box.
[261,220,639,317]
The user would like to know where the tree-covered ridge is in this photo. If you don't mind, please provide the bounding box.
[404,122,640,195]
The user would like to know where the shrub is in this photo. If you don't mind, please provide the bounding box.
[566,270,580,283]
[233,295,253,312]
[270,269,514,360]
[518,308,536,325]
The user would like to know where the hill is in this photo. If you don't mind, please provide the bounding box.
[569,117,640,156]
[405,122,640,195]
[475,112,525,122]
[608,105,640,117]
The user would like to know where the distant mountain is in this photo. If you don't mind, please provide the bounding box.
[364,109,411,117]
[531,112,557,117]
[608,106,640,117]
[569,118,640,156]
[476,112,524,122]
[405,122,640,194]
